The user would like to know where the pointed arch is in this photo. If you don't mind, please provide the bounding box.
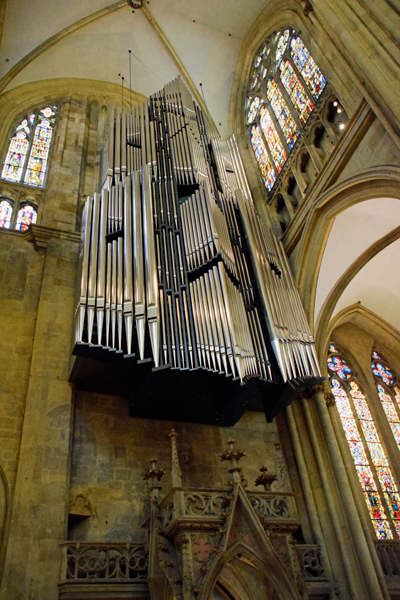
[290,167,400,332]
[202,488,302,600]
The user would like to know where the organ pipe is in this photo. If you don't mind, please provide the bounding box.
[74,77,321,415]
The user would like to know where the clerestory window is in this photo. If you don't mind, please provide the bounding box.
[246,29,327,192]
[0,197,38,231]
[327,344,400,540]
[1,105,57,189]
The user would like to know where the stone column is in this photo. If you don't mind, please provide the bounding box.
[0,232,79,600]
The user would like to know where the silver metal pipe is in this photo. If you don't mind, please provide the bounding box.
[123,175,134,355]
[115,107,121,177]
[133,170,145,359]
[111,239,117,350]
[105,241,112,348]
[117,236,123,351]
[142,163,160,367]
[87,193,100,344]
[96,188,108,345]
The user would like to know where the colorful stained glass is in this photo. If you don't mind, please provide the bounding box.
[377,385,399,422]
[385,493,400,519]
[373,519,392,539]
[259,106,287,172]
[24,120,53,187]
[0,199,13,229]
[327,355,352,379]
[279,60,314,124]
[251,126,276,191]
[2,106,56,188]
[331,378,393,537]
[372,351,381,360]
[275,30,290,61]
[377,384,400,450]
[1,132,29,182]
[15,205,37,231]
[350,381,372,419]
[267,80,299,150]
[372,362,395,386]
[247,97,261,124]
[349,380,400,533]
[329,347,400,539]
[247,31,326,192]
[329,344,339,354]
[290,36,326,99]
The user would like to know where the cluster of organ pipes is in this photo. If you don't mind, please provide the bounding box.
[75,77,320,386]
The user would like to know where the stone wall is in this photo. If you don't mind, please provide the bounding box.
[69,392,282,543]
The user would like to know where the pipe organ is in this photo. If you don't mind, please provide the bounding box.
[73,77,322,423]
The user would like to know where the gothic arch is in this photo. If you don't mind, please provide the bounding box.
[291,167,400,328]
[203,540,299,600]
[314,224,400,353]
[0,78,146,153]
[320,304,400,371]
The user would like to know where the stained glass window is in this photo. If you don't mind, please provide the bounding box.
[0,199,13,229]
[1,105,57,188]
[259,106,287,172]
[247,98,261,124]
[328,344,400,539]
[267,80,299,150]
[280,60,315,124]
[246,29,326,192]
[371,350,400,453]
[290,36,326,99]
[15,204,37,231]
[327,355,352,379]
[250,126,276,191]
[275,30,290,61]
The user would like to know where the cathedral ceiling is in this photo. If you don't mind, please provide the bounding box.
[0,0,267,137]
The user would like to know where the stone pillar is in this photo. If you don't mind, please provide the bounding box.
[0,232,79,600]
[41,97,90,232]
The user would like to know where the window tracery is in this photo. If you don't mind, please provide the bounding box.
[246,28,326,192]
[327,344,400,540]
[1,105,57,189]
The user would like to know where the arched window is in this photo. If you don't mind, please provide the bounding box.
[327,344,400,540]
[246,29,326,191]
[1,105,57,188]
[0,198,13,229]
[15,204,37,231]
[371,350,400,452]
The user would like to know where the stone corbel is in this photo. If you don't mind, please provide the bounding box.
[27,224,80,250]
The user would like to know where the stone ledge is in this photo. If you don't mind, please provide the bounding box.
[59,582,150,600]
